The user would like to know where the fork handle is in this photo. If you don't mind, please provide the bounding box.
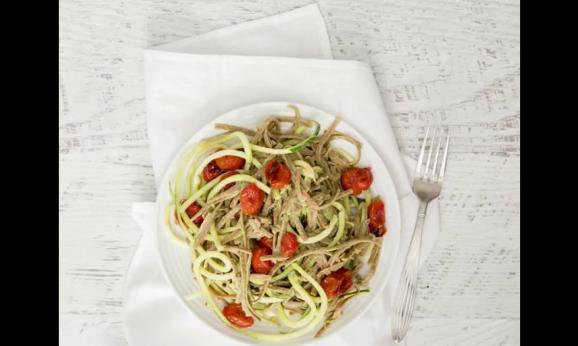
[391,201,428,343]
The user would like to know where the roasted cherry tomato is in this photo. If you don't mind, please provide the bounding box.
[240,183,265,215]
[258,237,273,249]
[321,267,353,298]
[184,201,204,227]
[264,160,292,189]
[251,246,273,274]
[340,167,373,195]
[215,155,245,171]
[221,171,237,191]
[280,232,299,257]
[223,303,254,328]
[320,275,341,298]
[202,160,224,182]
[368,199,387,237]
[175,200,204,227]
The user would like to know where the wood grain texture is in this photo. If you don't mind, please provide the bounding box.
[59,0,520,345]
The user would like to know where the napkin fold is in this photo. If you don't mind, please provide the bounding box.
[125,4,440,345]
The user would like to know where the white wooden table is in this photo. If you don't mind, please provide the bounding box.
[59,1,520,345]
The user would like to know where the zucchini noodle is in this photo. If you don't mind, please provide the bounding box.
[164,105,386,341]
[297,215,338,244]
[207,174,271,200]
[164,204,188,246]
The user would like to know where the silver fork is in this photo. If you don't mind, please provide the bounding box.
[391,128,450,343]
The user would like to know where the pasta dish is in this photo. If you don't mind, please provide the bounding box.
[164,105,387,341]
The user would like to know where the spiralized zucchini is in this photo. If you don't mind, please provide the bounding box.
[165,105,384,341]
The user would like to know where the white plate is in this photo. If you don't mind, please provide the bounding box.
[155,102,401,345]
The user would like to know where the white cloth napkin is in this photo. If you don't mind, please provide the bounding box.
[124,4,440,346]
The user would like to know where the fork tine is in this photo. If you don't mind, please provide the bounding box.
[415,128,429,177]
[424,128,437,179]
[438,131,450,182]
[431,129,443,180]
